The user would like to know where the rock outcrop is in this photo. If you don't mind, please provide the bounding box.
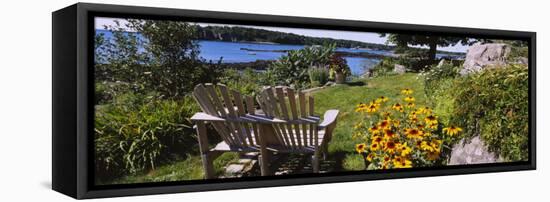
[394,64,406,74]
[449,136,502,165]
[460,43,511,75]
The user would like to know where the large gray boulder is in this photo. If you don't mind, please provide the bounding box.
[448,136,502,165]
[460,43,511,75]
[393,64,406,74]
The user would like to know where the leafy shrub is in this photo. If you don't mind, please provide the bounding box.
[368,57,395,77]
[308,67,330,87]
[94,93,200,180]
[422,61,460,97]
[269,44,335,89]
[446,65,529,161]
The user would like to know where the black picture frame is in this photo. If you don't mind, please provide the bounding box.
[52,3,536,199]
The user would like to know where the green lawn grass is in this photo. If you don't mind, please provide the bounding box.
[311,73,429,170]
[104,73,429,183]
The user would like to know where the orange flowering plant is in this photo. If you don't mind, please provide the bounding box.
[353,88,462,170]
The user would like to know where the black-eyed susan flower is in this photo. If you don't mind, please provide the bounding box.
[366,153,376,162]
[424,115,438,125]
[404,96,415,103]
[368,125,381,135]
[397,142,412,156]
[355,103,367,112]
[392,103,404,112]
[372,136,384,144]
[420,141,435,152]
[383,129,397,139]
[370,142,380,151]
[377,96,389,103]
[406,102,416,108]
[426,150,441,161]
[393,157,412,168]
[366,102,379,113]
[405,128,424,139]
[401,88,413,95]
[430,139,442,153]
[384,140,397,154]
[379,120,391,129]
[443,126,463,136]
[356,143,366,154]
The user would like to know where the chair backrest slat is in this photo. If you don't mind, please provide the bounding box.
[287,89,302,147]
[258,87,319,149]
[193,84,261,148]
[299,92,308,146]
[309,96,315,145]
[232,90,254,145]
[193,84,234,145]
[245,96,260,141]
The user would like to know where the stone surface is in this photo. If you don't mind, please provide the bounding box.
[436,59,446,68]
[225,164,245,174]
[394,64,406,74]
[449,136,502,165]
[460,43,511,75]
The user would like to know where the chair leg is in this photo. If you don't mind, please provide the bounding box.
[201,153,215,179]
[312,153,320,173]
[259,150,271,176]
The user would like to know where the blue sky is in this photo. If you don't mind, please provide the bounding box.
[95,17,469,52]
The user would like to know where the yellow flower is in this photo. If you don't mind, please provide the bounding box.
[366,153,376,162]
[381,111,391,118]
[424,115,438,125]
[418,106,432,114]
[392,103,404,112]
[397,142,412,156]
[420,141,435,152]
[427,123,438,129]
[366,102,379,113]
[404,96,415,103]
[370,142,381,151]
[369,125,381,135]
[430,139,442,153]
[372,136,384,144]
[356,143,366,154]
[409,111,417,119]
[393,157,412,168]
[401,88,413,95]
[405,128,424,139]
[383,129,397,140]
[443,126,463,136]
[406,102,416,108]
[355,103,367,112]
[377,96,389,103]
[379,120,391,129]
[384,140,397,154]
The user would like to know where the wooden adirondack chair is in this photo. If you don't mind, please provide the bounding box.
[190,83,273,179]
[257,86,339,173]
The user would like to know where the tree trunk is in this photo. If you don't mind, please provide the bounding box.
[428,41,437,63]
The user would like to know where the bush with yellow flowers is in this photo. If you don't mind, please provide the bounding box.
[353,88,462,170]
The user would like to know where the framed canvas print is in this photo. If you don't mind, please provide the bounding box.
[52,3,536,199]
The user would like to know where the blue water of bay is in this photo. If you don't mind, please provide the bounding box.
[96,30,394,75]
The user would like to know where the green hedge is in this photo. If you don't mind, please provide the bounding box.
[443,65,529,161]
[94,93,199,180]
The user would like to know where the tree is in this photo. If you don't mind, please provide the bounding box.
[381,34,472,63]
[99,19,220,98]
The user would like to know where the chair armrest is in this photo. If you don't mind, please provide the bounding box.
[319,110,339,129]
[191,112,226,122]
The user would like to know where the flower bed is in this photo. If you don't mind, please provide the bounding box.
[352,88,461,169]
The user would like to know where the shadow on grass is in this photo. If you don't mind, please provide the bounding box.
[345,81,366,86]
